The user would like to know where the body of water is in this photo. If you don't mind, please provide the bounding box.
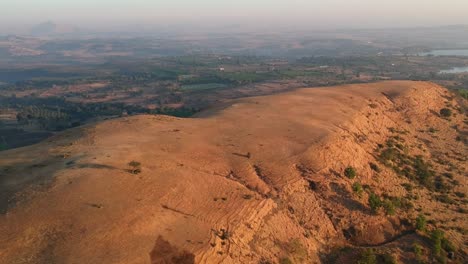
[419,49,468,56]
[440,66,468,74]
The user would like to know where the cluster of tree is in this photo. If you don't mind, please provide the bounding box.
[1,93,200,132]
[15,106,70,131]
[149,107,198,117]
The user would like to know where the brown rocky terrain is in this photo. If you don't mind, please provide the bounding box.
[0,81,466,264]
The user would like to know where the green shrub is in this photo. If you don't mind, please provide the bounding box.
[383,199,396,215]
[441,237,456,252]
[352,182,364,197]
[413,243,423,262]
[415,214,427,231]
[413,156,434,188]
[455,89,468,100]
[431,229,444,256]
[414,243,423,253]
[439,108,452,118]
[344,167,357,179]
[380,148,398,162]
[368,193,382,213]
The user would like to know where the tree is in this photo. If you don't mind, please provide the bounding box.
[128,161,142,174]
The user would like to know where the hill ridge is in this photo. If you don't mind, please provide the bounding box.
[0,81,466,263]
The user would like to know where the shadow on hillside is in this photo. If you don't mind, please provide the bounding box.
[0,152,118,214]
[150,236,195,264]
[329,182,370,214]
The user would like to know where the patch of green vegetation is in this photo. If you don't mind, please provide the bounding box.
[378,138,436,190]
[278,69,322,79]
[415,214,427,231]
[352,182,364,197]
[454,88,468,100]
[180,83,228,91]
[413,243,424,263]
[368,193,382,214]
[441,237,456,252]
[413,156,435,188]
[220,71,281,84]
[379,148,398,164]
[431,229,444,257]
[357,249,377,264]
[382,199,396,215]
[428,229,456,264]
[150,107,198,117]
[379,195,413,215]
[344,166,357,179]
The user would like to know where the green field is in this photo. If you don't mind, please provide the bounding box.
[180,83,228,91]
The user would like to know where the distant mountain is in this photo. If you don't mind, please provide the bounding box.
[30,21,80,37]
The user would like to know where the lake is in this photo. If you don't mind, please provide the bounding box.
[440,66,468,74]
[419,49,468,56]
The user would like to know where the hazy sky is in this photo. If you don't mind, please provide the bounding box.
[2,0,468,31]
